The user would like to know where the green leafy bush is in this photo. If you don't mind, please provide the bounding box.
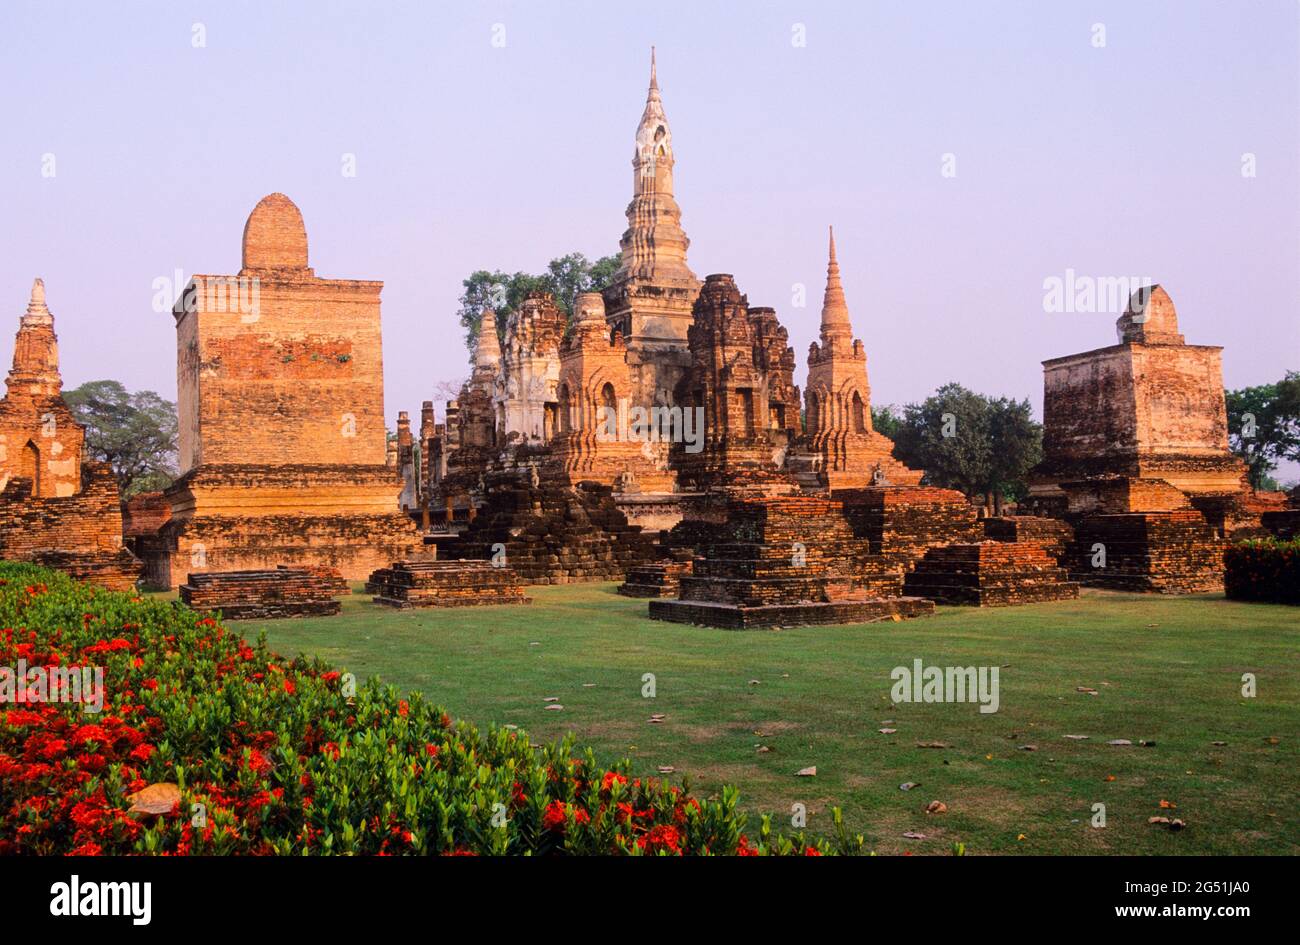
[1224,538,1300,605]
[0,563,844,855]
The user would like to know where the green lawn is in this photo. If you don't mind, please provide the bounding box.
[226,583,1297,855]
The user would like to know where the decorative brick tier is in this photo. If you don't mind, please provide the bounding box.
[445,474,657,584]
[650,595,933,630]
[982,515,1075,560]
[179,568,344,620]
[1062,511,1226,593]
[903,542,1079,606]
[617,550,694,598]
[366,560,531,609]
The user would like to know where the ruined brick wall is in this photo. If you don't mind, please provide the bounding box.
[0,462,141,590]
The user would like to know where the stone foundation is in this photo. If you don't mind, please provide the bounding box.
[445,474,657,584]
[1063,511,1226,593]
[618,550,694,598]
[650,595,933,629]
[153,464,422,587]
[904,542,1079,606]
[179,568,344,620]
[366,560,531,608]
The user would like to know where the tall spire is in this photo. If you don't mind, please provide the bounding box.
[820,226,853,343]
[617,48,694,284]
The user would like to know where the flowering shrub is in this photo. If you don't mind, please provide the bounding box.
[0,563,845,856]
[1224,538,1300,605]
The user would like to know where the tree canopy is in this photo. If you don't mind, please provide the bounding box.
[888,382,1042,512]
[456,252,621,354]
[1225,371,1300,489]
[64,380,178,497]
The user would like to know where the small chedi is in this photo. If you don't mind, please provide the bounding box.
[788,230,923,490]
[366,559,531,608]
[179,567,346,620]
[1025,285,1251,592]
[148,194,422,586]
[0,280,140,590]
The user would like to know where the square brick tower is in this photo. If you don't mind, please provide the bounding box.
[156,193,420,585]
[1029,284,1248,508]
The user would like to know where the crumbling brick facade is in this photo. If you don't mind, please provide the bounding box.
[0,280,140,590]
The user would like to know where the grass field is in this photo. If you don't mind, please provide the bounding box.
[220,583,1297,855]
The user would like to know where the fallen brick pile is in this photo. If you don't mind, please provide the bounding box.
[903,542,1079,606]
[1062,511,1226,593]
[366,560,531,608]
[179,568,344,620]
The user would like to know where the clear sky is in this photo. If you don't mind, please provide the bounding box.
[2,1,1297,476]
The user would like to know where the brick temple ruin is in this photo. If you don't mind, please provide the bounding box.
[0,280,140,590]
[7,53,1283,620]
[144,193,422,586]
[1024,285,1269,592]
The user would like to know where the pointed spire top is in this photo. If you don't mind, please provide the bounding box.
[820,226,852,341]
[23,277,52,325]
[650,46,658,90]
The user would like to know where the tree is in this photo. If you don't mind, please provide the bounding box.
[1225,372,1300,490]
[64,380,178,497]
[871,404,902,440]
[456,252,621,354]
[890,383,1042,513]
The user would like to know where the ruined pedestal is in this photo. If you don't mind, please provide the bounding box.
[649,494,935,629]
[446,473,658,584]
[179,568,344,620]
[617,550,694,598]
[1063,510,1226,593]
[903,542,1079,606]
[366,560,531,608]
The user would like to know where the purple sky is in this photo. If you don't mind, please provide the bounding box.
[3,1,1298,477]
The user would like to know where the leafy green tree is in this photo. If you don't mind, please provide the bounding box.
[64,380,178,497]
[1225,371,1300,489]
[890,383,1042,513]
[456,253,621,354]
[871,404,902,440]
